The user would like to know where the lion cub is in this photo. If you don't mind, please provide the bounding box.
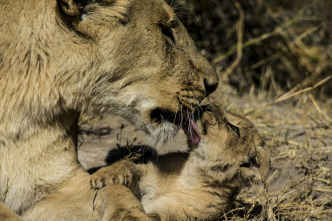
[91,105,270,220]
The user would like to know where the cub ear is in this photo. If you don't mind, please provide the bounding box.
[57,0,86,18]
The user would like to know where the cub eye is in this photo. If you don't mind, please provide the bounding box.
[159,24,175,43]
[227,122,240,137]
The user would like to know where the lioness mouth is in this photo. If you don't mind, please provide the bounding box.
[150,108,201,144]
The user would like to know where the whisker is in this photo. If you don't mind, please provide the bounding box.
[173,101,180,125]
[191,107,195,123]
[175,11,189,16]
[190,103,194,120]
[187,111,192,137]
[195,99,204,116]
[172,1,185,10]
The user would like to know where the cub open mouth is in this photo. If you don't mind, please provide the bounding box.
[150,108,201,144]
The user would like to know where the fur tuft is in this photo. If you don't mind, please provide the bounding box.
[146,121,179,148]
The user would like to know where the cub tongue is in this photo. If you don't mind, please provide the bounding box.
[182,118,201,144]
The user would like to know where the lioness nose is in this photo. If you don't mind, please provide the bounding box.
[204,71,219,96]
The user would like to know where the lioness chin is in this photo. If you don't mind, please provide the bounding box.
[91,105,271,220]
[0,0,218,219]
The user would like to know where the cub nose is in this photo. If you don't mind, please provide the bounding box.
[204,71,219,96]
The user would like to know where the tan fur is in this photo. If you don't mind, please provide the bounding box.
[0,203,23,221]
[91,105,270,220]
[0,0,218,219]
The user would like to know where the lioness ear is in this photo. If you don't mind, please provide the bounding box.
[57,0,86,18]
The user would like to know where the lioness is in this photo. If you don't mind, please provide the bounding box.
[91,105,270,220]
[0,0,218,219]
[0,203,22,221]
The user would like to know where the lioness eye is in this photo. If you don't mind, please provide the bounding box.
[227,122,240,137]
[159,24,175,43]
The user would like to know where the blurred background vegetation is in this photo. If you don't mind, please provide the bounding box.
[166,0,332,98]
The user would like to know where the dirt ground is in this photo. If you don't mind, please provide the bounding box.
[78,85,332,220]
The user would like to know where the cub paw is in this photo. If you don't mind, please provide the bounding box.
[90,160,137,190]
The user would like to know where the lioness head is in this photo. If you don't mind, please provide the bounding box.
[192,105,270,186]
[56,0,218,146]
